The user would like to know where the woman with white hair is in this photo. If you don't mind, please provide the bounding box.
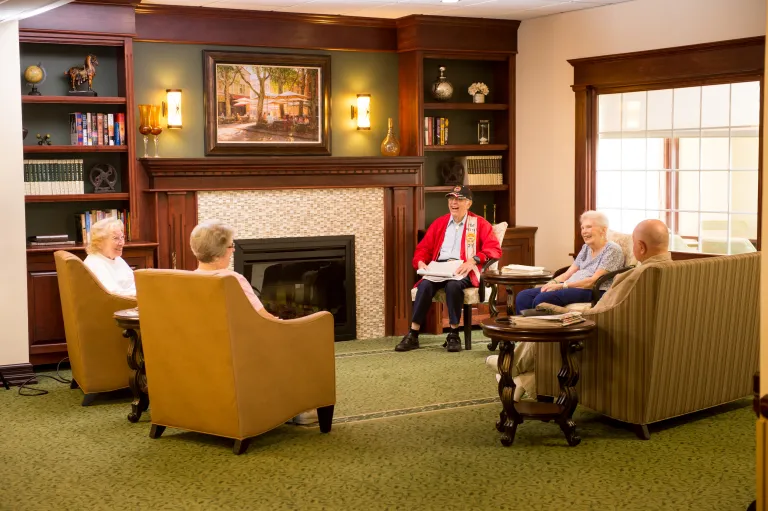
[190,219,277,317]
[83,217,136,297]
[515,210,624,312]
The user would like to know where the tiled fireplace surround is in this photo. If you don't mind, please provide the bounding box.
[142,156,424,339]
[197,189,385,339]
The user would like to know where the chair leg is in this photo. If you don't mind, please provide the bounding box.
[81,393,97,406]
[70,379,79,390]
[233,438,251,455]
[463,304,472,350]
[0,371,9,390]
[634,424,650,440]
[318,405,334,433]
[149,424,166,439]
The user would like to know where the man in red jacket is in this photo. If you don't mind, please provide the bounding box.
[395,185,502,352]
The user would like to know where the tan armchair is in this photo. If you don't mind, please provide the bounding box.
[133,269,336,455]
[535,252,759,439]
[53,251,135,405]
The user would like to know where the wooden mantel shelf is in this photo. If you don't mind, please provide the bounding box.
[140,156,426,191]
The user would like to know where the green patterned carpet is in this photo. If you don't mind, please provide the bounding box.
[0,335,756,510]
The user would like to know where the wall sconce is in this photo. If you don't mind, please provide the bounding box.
[162,89,183,129]
[351,94,371,130]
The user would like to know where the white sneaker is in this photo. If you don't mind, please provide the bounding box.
[485,355,498,372]
[292,409,318,425]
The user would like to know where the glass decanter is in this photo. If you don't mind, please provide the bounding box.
[380,117,401,157]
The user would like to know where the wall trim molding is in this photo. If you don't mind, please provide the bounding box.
[0,363,36,387]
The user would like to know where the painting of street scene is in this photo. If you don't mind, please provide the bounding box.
[204,52,330,155]
[216,62,322,144]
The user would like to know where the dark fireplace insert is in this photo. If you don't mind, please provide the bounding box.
[234,235,356,341]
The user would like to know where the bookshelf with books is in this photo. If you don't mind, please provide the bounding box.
[19,30,156,365]
[397,18,537,332]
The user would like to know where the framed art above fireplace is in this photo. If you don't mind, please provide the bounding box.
[203,50,331,156]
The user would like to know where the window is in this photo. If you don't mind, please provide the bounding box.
[596,81,760,254]
[569,37,764,257]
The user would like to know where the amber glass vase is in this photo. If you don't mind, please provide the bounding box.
[380,117,401,157]
[138,104,152,158]
[150,105,163,157]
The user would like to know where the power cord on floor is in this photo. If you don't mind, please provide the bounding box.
[18,357,71,397]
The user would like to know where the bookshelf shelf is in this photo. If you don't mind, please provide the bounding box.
[424,185,508,193]
[25,193,130,203]
[424,144,508,152]
[22,96,127,105]
[26,240,158,254]
[23,145,128,153]
[423,103,508,111]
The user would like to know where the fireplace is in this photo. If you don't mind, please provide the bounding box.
[234,235,356,341]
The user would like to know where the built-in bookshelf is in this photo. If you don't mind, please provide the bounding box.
[19,32,155,365]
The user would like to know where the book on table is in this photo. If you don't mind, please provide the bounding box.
[513,311,585,326]
[501,264,547,275]
[416,260,464,283]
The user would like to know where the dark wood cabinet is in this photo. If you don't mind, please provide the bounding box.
[26,245,155,365]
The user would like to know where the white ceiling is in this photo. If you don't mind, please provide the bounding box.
[140,0,636,20]
[0,0,72,22]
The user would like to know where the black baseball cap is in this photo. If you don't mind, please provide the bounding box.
[445,185,473,200]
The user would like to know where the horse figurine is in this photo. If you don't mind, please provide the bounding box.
[65,54,99,92]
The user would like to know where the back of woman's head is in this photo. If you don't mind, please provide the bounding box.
[87,217,124,255]
[190,220,234,263]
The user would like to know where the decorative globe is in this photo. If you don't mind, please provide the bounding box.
[24,65,45,84]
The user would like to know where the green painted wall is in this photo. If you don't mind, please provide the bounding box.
[133,43,399,157]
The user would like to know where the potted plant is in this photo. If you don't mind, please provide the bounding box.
[468,82,489,104]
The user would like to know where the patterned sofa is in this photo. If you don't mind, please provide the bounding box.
[535,252,759,439]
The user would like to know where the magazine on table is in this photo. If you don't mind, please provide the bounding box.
[513,311,585,326]
[501,264,547,275]
[416,260,464,283]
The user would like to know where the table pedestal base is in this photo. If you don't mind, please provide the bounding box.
[123,327,149,423]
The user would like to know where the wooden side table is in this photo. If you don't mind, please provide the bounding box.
[482,270,553,351]
[481,316,595,447]
[114,308,149,423]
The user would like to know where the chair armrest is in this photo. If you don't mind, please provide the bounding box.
[590,266,634,306]
[553,266,569,279]
[478,258,498,302]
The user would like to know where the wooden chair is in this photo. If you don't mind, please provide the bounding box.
[0,371,9,390]
[412,222,507,350]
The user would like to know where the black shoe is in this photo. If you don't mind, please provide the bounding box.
[395,332,419,352]
[445,332,462,352]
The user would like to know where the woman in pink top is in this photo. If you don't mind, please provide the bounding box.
[189,219,277,319]
[189,219,316,425]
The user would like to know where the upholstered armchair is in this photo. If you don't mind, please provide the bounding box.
[133,269,336,455]
[553,230,635,310]
[53,250,135,405]
[536,252,759,439]
[411,221,507,350]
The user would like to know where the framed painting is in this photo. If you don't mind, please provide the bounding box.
[203,51,331,156]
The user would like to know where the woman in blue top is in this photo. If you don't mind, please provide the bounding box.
[516,210,625,312]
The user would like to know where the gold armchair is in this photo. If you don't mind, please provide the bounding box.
[133,269,336,454]
[53,251,135,405]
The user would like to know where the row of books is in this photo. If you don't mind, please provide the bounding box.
[76,209,132,244]
[24,159,88,195]
[424,117,449,146]
[456,155,503,185]
[69,112,127,146]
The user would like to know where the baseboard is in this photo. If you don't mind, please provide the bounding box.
[0,363,36,387]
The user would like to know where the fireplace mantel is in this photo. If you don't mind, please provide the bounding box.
[140,156,425,191]
[142,156,422,336]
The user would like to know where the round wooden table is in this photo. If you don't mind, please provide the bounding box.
[482,270,553,351]
[114,308,148,423]
[481,316,595,447]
